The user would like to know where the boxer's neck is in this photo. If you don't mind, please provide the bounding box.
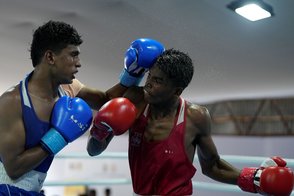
[28,70,59,98]
[149,98,179,120]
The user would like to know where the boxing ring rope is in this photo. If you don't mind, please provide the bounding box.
[44,153,294,194]
[44,180,241,193]
[54,152,294,166]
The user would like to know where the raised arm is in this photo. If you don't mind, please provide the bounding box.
[78,38,164,111]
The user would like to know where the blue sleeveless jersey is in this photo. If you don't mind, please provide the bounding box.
[19,72,67,173]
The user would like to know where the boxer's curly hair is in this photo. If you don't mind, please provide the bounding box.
[30,20,83,67]
[155,48,194,89]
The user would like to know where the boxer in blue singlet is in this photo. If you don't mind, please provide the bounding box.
[0,20,131,195]
[0,73,65,195]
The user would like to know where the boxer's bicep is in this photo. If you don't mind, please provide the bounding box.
[77,86,107,110]
[190,106,220,175]
[0,96,26,176]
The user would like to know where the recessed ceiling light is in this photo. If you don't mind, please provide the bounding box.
[227,0,274,21]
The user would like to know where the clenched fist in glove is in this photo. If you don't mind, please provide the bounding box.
[90,97,137,141]
[238,156,294,196]
[120,38,165,87]
[41,96,93,155]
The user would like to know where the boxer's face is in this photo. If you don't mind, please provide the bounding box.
[50,45,81,84]
[144,66,178,104]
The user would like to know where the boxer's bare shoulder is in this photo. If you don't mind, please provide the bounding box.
[0,84,22,118]
[186,102,211,135]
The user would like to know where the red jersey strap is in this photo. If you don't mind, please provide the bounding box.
[237,167,258,193]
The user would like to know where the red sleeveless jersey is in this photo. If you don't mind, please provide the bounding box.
[128,98,197,195]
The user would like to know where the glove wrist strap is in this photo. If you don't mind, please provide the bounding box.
[119,69,143,87]
[40,128,68,155]
[237,167,258,193]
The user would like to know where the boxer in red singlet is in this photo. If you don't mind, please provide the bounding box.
[88,48,294,196]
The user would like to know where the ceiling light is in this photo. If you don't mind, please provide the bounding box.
[227,0,274,21]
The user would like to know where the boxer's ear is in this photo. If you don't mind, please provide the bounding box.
[44,50,55,65]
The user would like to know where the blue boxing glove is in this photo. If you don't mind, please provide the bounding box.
[41,96,93,155]
[120,38,165,87]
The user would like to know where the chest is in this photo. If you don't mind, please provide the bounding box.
[30,97,56,122]
[144,116,176,142]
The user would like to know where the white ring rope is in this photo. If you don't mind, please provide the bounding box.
[45,153,294,194]
[55,152,294,167]
[44,180,243,193]
[44,178,132,186]
[44,180,242,193]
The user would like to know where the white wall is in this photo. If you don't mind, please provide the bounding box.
[43,134,294,196]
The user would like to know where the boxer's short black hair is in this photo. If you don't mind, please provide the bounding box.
[155,48,194,89]
[30,20,83,67]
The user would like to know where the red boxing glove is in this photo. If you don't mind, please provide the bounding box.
[90,98,137,141]
[238,156,294,196]
[257,166,293,196]
[254,157,294,196]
